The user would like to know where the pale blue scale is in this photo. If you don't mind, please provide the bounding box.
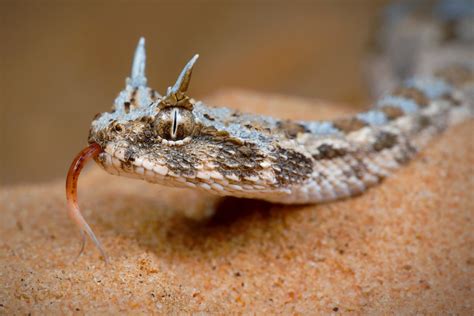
[303,121,340,135]
[356,110,388,125]
[377,95,419,113]
[404,77,453,99]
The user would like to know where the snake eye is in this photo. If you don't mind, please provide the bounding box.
[154,107,195,141]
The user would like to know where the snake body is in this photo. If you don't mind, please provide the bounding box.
[89,1,474,204]
[91,63,473,203]
[89,64,472,205]
[88,4,473,205]
[70,1,474,258]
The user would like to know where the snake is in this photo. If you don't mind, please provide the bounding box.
[66,1,474,262]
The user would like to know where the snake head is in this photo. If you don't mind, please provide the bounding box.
[88,37,203,148]
[88,38,311,201]
[89,37,199,147]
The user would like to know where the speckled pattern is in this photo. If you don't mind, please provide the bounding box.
[1,91,473,314]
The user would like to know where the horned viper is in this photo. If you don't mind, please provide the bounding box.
[66,1,474,261]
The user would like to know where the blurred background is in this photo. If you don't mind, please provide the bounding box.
[1,0,390,185]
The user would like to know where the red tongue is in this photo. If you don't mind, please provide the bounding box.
[66,143,108,263]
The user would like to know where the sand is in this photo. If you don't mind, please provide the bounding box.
[1,90,473,314]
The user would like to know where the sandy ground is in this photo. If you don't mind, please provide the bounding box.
[1,90,473,314]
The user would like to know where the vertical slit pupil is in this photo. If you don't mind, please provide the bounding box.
[171,109,179,139]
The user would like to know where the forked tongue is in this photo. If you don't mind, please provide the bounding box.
[66,143,108,263]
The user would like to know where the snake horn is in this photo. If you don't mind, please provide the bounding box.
[127,37,147,88]
[169,54,199,95]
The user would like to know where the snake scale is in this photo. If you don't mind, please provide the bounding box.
[66,1,474,261]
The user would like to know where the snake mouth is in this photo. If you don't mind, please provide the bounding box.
[95,149,206,193]
[65,142,108,263]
